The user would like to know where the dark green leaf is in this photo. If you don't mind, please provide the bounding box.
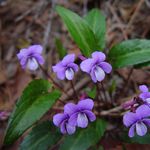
[59,119,107,150]
[108,39,150,68]
[20,121,62,150]
[4,79,61,145]
[134,61,150,68]
[121,132,150,144]
[56,6,99,57]
[87,87,96,99]
[55,38,67,59]
[84,9,106,50]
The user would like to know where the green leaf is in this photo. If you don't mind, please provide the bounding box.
[121,132,150,144]
[4,79,61,145]
[134,61,150,68]
[59,119,107,150]
[108,39,150,68]
[55,38,67,59]
[86,87,96,99]
[84,9,106,50]
[56,6,99,57]
[20,121,62,150]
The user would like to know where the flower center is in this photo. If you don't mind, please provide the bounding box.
[77,113,88,128]
[65,68,74,80]
[94,65,105,82]
[27,57,38,71]
[145,98,150,104]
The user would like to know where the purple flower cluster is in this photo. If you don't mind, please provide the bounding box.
[123,85,150,137]
[52,54,78,80]
[17,45,44,71]
[52,51,112,83]
[80,51,112,83]
[53,99,96,135]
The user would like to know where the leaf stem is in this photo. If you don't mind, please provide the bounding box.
[70,80,79,101]
[100,82,108,103]
[39,64,70,97]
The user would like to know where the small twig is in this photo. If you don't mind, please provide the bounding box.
[70,80,79,101]
[43,0,55,53]
[58,99,66,105]
[39,64,70,97]
[99,106,123,116]
[61,78,91,101]
[107,2,128,40]
[100,82,108,103]
[122,68,134,95]
[83,0,88,15]
[96,83,103,102]
[126,0,145,29]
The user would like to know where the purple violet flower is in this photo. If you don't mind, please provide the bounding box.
[53,113,76,135]
[123,104,150,137]
[65,99,96,128]
[139,85,150,105]
[80,51,112,83]
[17,45,44,71]
[52,54,78,80]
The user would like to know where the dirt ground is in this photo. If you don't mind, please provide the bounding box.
[0,0,150,149]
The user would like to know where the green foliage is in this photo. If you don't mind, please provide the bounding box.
[56,6,105,57]
[108,80,116,97]
[55,38,67,59]
[121,132,150,144]
[4,79,61,145]
[120,129,150,144]
[84,8,106,50]
[20,121,62,150]
[59,119,107,150]
[87,87,96,99]
[108,39,150,68]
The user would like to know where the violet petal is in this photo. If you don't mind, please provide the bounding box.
[64,103,77,115]
[62,54,75,66]
[123,112,137,127]
[136,122,147,136]
[91,51,106,62]
[77,113,88,128]
[128,124,135,137]
[78,99,94,110]
[80,58,95,73]
[99,62,112,74]
[53,113,67,127]
[83,110,96,122]
[66,123,76,135]
[139,85,148,93]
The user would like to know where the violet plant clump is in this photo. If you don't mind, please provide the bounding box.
[17,45,44,71]
[80,51,112,83]
[4,6,150,149]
